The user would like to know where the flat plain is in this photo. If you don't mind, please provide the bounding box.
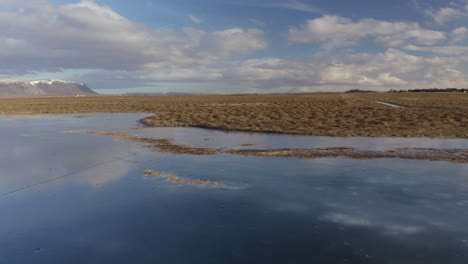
[0,92,466,137]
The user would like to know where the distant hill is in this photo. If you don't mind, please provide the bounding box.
[390,88,468,93]
[125,92,215,96]
[0,80,97,97]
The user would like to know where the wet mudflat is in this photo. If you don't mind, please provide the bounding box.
[0,114,467,264]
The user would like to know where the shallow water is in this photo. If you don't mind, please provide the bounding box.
[0,113,467,264]
[375,100,406,108]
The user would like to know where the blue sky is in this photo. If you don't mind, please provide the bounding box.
[1,0,467,93]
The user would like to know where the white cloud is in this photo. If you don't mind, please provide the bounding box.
[230,48,468,91]
[422,67,468,88]
[288,15,446,49]
[0,1,266,73]
[404,44,468,55]
[425,68,462,80]
[451,27,468,43]
[219,49,447,88]
[185,28,266,59]
[428,7,465,25]
[76,45,468,92]
[188,14,202,24]
[0,0,54,13]
[2,0,467,93]
[374,73,407,86]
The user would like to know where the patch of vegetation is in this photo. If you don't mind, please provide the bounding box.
[345,89,378,93]
[143,169,229,188]
[390,88,468,93]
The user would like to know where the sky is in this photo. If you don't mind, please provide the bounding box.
[1,0,468,94]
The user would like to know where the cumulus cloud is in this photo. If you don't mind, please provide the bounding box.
[288,15,446,49]
[184,28,266,59]
[76,46,468,93]
[423,67,468,88]
[428,7,466,25]
[369,73,407,86]
[240,48,468,91]
[150,48,453,90]
[2,0,467,92]
[0,1,266,73]
[240,49,430,82]
[451,27,468,43]
[404,44,468,55]
[425,68,462,80]
[423,2,468,25]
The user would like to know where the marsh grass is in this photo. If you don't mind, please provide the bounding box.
[2,93,467,137]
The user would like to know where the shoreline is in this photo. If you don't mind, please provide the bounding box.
[63,130,468,163]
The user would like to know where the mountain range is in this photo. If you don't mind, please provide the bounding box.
[0,80,97,97]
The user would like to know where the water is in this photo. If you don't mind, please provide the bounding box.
[375,100,406,108]
[0,113,467,263]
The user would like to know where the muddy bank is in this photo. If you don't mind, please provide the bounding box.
[64,130,468,163]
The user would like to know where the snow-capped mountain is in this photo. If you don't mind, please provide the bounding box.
[0,80,97,97]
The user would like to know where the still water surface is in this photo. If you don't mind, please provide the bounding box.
[0,113,467,263]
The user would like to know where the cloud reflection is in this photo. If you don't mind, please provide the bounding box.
[75,158,132,187]
[322,212,423,235]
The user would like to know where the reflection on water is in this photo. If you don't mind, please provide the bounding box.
[0,114,467,264]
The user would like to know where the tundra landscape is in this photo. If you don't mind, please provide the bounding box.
[2,0,468,263]
[1,92,466,137]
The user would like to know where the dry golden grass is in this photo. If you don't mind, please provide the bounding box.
[64,130,468,163]
[229,147,468,163]
[2,93,468,137]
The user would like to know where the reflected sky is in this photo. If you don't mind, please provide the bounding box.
[0,114,467,264]
[0,114,148,194]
